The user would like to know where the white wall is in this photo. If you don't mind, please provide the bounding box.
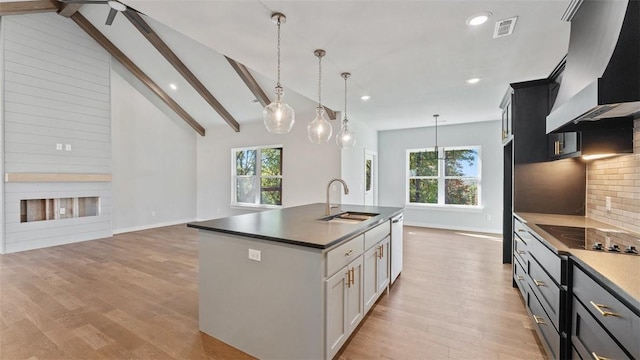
[378,120,503,233]
[1,13,112,253]
[197,91,342,220]
[111,61,198,233]
[340,117,378,205]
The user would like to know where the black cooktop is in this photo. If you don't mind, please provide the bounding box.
[536,224,639,255]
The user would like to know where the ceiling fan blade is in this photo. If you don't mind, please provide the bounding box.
[105,8,117,25]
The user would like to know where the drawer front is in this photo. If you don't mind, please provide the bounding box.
[572,296,631,360]
[514,217,528,235]
[528,256,561,331]
[364,221,390,250]
[528,291,560,359]
[327,235,364,277]
[513,257,528,301]
[513,232,528,266]
[527,231,562,285]
[573,266,640,359]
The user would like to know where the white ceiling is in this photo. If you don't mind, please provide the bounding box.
[77,0,571,132]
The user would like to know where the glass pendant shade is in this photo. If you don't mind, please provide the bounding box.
[336,72,356,149]
[307,106,332,144]
[264,13,294,134]
[336,120,356,148]
[263,88,295,134]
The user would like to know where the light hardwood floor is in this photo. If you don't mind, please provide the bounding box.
[0,225,545,359]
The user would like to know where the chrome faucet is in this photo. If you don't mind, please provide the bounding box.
[326,178,349,215]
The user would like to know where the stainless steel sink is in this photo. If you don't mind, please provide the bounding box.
[320,211,379,224]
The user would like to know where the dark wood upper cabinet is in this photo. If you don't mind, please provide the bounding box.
[501,79,551,164]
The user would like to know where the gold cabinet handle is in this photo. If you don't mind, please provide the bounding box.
[591,352,611,360]
[377,245,384,259]
[516,250,525,255]
[590,301,620,317]
[533,315,546,325]
[533,279,546,287]
[350,268,355,286]
[346,268,353,288]
[554,140,560,155]
[516,275,525,281]
[345,249,354,257]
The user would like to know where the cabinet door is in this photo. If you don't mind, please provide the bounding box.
[326,268,348,359]
[376,237,390,294]
[549,132,579,159]
[346,256,364,335]
[572,297,630,360]
[363,246,378,313]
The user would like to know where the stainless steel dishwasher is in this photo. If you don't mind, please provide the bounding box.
[391,213,403,284]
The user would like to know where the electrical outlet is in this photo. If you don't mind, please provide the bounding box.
[65,144,72,151]
[60,207,66,215]
[56,143,63,151]
[605,196,611,211]
[248,249,261,262]
[151,211,156,217]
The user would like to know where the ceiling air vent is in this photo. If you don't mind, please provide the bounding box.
[493,17,518,38]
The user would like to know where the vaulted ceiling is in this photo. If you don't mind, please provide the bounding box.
[3,0,572,133]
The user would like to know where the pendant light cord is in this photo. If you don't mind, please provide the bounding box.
[276,17,282,88]
[317,54,322,108]
[343,75,348,122]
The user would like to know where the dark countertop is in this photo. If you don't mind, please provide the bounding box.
[515,212,640,311]
[188,203,404,250]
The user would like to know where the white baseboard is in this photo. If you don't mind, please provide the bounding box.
[113,218,197,235]
[403,221,502,235]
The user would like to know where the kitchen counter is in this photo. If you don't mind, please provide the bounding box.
[191,203,403,359]
[515,212,640,310]
[188,203,403,249]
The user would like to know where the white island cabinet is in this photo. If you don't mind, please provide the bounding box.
[189,203,403,360]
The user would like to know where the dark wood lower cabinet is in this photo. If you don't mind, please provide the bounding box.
[571,297,630,360]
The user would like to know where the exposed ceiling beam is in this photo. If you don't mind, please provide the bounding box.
[225,56,271,108]
[123,10,241,133]
[0,0,58,16]
[58,3,83,18]
[225,54,336,120]
[70,12,206,136]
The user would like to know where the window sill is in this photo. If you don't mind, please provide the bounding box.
[404,203,484,212]
[230,203,283,211]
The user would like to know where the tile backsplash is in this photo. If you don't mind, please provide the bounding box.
[586,119,640,233]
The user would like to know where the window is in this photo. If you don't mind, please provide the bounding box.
[232,145,283,207]
[406,146,480,207]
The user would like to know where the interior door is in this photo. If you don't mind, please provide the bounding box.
[364,150,376,205]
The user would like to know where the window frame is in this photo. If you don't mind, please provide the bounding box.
[231,144,284,209]
[405,145,482,208]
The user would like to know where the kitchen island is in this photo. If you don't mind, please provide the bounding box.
[188,203,403,360]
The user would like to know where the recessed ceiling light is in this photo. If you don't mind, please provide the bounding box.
[169,83,177,90]
[466,77,481,84]
[360,95,371,101]
[466,12,492,26]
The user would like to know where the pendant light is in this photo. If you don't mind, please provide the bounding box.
[336,72,356,149]
[263,13,295,134]
[307,49,332,144]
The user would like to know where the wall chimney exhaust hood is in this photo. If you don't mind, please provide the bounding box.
[546,0,640,133]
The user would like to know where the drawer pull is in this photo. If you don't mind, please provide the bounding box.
[516,275,525,281]
[533,279,546,287]
[589,301,620,317]
[516,250,525,255]
[533,315,546,325]
[345,249,354,257]
[591,352,611,360]
[517,229,526,232]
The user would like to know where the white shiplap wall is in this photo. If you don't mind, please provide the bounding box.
[1,13,112,253]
